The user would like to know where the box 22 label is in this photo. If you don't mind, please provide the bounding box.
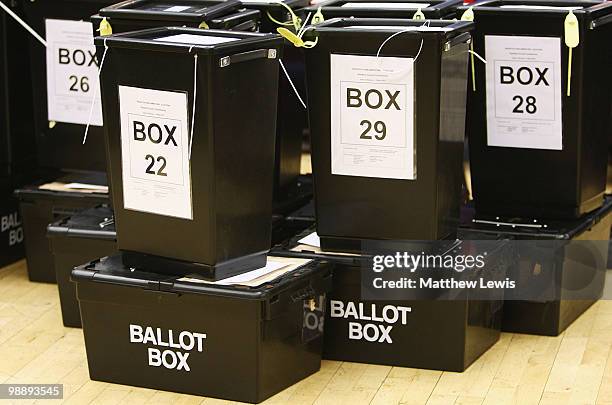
[119,86,193,220]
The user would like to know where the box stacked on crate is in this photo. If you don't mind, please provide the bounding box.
[65,26,335,402]
[458,0,612,334]
[287,18,517,371]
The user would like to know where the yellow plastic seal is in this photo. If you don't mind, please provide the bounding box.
[564,10,579,97]
[198,21,209,29]
[312,6,325,25]
[461,7,476,91]
[277,27,305,47]
[98,17,112,36]
[413,8,425,20]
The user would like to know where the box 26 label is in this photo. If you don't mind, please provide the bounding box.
[45,19,103,126]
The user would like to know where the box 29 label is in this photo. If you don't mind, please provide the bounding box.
[119,86,193,220]
[330,54,415,180]
[45,19,103,126]
[485,35,562,150]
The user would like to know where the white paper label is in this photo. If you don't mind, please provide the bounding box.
[153,34,240,45]
[341,2,430,8]
[298,232,321,248]
[330,54,415,180]
[485,35,562,150]
[119,86,193,220]
[164,5,191,12]
[45,19,102,126]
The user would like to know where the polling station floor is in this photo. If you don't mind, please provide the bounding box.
[1,260,612,405]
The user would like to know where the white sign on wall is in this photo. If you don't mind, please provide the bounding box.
[330,54,415,180]
[485,35,563,150]
[118,86,193,220]
[45,19,103,126]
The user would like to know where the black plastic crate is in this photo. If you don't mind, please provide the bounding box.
[90,0,257,34]
[21,0,118,172]
[271,227,508,371]
[72,253,331,403]
[305,0,463,19]
[305,19,473,251]
[460,196,612,336]
[0,0,36,179]
[47,205,116,327]
[15,172,108,282]
[458,0,612,218]
[0,188,25,268]
[97,28,282,279]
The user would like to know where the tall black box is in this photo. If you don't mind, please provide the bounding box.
[459,0,612,218]
[305,19,473,251]
[98,28,282,279]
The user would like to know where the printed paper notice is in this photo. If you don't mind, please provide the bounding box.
[330,54,415,180]
[45,19,103,126]
[119,86,193,220]
[485,35,562,150]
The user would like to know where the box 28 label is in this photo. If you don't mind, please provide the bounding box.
[119,86,193,220]
[485,35,562,150]
[45,19,103,126]
[330,54,415,180]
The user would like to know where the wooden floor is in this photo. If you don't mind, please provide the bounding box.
[1,260,612,404]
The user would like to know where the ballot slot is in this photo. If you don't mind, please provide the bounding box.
[305,0,462,18]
